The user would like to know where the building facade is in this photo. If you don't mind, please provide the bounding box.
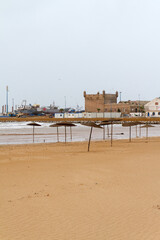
[144,98,160,117]
[84,90,118,112]
[115,100,149,115]
[84,91,148,115]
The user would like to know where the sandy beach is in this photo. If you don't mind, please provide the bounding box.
[1,138,160,239]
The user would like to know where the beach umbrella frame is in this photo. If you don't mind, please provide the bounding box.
[81,122,103,151]
[27,122,41,143]
[49,122,76,143]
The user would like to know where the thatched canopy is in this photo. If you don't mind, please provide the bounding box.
[81,122,103,129]
[49,122,76,127]
[100,119,121,126]
[99,121,111,126]
[122,122,142,127]
[27,122,41,127]
[141,124,155,128]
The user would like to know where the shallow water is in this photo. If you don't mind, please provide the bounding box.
[0,122,160,145]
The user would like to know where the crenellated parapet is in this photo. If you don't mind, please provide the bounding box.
[84,90,118,112]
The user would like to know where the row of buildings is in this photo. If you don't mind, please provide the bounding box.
[84,91,148,115]
[84,90,160,117]
[145,98,160,117]
[2,90,160,118]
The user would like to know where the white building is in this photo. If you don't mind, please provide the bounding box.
[55,112,83,118]
[82,112,121,118]
[55,112,121,119]
[55,113,64,118]
[144,98,160,117]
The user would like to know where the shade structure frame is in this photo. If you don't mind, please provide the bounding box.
[27,122,41,143]
[49,122,76,143]
[140,124,155,141]
[81,122,103,152]
[99,121,114,147]
[122,122,143,143]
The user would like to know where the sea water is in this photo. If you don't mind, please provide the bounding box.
[0,122,160,145]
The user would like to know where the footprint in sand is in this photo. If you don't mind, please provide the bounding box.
[153,205,160,210]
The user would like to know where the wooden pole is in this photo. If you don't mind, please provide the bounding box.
[33,126,34,143]
[88,127,93,152]
[111,123,113,147]
[103,126,105,140]
[136,125,138,138]
[70,126,72,141]
[57,127,59,142]
[146,126,148,141]
[107,125,109,138]
[139,124,141,138]
[65,126,67,143]
[129,126,131,142]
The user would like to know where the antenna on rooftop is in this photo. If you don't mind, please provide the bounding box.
[12,98,14,112]
[6,86,9,114]
[138,94,140,115]
[120,91,122,102]
[64,96,66,109]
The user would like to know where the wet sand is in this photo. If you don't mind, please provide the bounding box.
[1,138,160,239]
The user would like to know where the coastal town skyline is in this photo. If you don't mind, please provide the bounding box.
[0,86,154,113]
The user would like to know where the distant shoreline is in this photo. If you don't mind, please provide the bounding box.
[0,116,160,122]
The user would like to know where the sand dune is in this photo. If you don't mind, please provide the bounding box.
[1,139,160,239]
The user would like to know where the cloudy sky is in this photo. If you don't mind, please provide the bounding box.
[1,0,160,110]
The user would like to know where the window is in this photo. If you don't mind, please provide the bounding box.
[158,112,160,115]
[152,112,155,116]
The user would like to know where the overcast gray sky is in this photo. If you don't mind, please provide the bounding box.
[1,0,160,110]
